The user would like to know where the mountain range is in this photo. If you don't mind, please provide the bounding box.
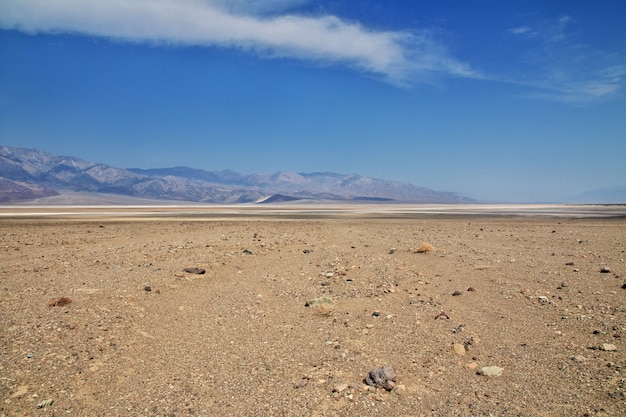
[0,146,474,204]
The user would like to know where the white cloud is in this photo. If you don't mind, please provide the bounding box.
[506,16,624,103]
[0,0,475,86]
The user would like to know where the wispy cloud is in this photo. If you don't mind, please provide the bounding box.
[506,15,625,104]
[0,0,476,86]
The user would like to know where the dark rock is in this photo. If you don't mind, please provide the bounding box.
[600,267,611,273]
[452,291,463,296]
[144,286,152,292]
[364,365,396,391]
[467,287,476,292]
[183,267,206,274]
[242,249,253,255]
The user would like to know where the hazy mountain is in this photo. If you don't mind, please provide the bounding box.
[0,146,474,204]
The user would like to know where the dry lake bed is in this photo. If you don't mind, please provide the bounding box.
[1,204,625,416]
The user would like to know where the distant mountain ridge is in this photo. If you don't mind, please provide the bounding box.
[0,146,474,204]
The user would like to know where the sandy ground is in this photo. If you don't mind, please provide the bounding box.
[1,207,625,416]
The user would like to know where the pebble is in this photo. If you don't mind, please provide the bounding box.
[333,383,348,393]
[601,343,617,351]
[600,267,611,273]
[364,365,396,391]
[183,267,205,274]
[477,366,504,377]
[537,296,549,303]
[452,291,463,296]
[452,343,466,356]
[572,355,587,362]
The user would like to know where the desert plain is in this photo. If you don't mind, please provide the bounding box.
[1,204,625,416]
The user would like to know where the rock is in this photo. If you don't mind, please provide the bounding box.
[144,286,152,292]
[467,287,476,292]
[572,355,587,362]
[477,366,503,377]
[48,297,72,307]
[294,378,308,388]
[434,311,450,320]
[183,267,205,274]
[364,365,396,391]
[333,383,348,393]
[600,267,611,273]
[537,295,549,303]
[452,343,466,356]
[305,297,334,307]
[36,399,53,409]
[601,343,617,351]
[452,291,463,296]
[242,249,253,255]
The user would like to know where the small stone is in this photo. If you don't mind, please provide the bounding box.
[537,296,549,303]
[364,365,396,391]
[242,249,253,255]
[333,383,348,393]
[294,379,308,388]
[144,286,152,292]
[452,343,466,356]
[467,287,476,292]
[183,267,205,274]
[452,291,463,296]
[572,355,587,362]
[372,311,380,317]
[36,399,53,409]
[26,352,34,358]
[565,261,575,266]
[477,366,503,377]
[601,343,617,351]
[434,311,450,320]
[600,267,611,273]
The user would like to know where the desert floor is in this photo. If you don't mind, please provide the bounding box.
[1,206,625,416]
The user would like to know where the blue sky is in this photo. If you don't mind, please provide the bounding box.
[0,0,625,202]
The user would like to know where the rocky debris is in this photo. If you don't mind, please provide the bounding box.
[452,290,463,296]
[183,267,205,274]
[48,297,72,307]
[600,267,611,273]
[477,366,504,377]
[434,311,450,320]
[364,365,396,391]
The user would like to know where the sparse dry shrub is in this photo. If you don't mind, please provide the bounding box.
[415,243,435,253]
[48,297,72,307]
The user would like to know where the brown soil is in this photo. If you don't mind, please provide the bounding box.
[1,215,625,416]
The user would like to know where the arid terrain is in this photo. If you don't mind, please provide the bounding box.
[1,205,625,416]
